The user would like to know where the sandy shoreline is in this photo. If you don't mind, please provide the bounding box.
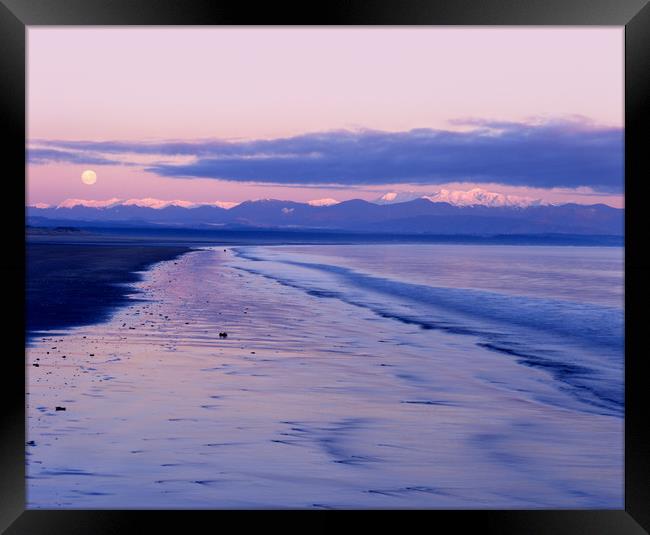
[26,247,623,508]
[27,242,191,338]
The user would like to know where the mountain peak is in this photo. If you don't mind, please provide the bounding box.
[123,198,199,209]
[375,188,543,208]
[307,198,340,207]
[375,191,422,204]
[424,188,543,208]
[57,198,122,209]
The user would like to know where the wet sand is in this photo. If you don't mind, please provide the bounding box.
[26,247,622,509]
[27,243,190,336]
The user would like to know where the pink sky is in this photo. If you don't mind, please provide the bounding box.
[27,27,624,207]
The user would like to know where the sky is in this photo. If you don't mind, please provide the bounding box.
[27,27,624,208]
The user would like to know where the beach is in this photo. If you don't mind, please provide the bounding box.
[26,243,624,509]
[27,242,190,337]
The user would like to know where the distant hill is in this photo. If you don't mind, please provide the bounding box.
[26,225,86,236]
[26,198,624,236]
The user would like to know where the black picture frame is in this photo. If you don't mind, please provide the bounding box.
[1,0,648,531]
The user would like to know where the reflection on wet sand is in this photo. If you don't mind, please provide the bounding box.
[27,247,622,508]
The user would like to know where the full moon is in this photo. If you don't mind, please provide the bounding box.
[81,169,97,185]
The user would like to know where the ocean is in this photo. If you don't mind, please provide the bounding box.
[26,243,624,508]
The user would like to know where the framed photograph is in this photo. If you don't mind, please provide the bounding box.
[2,0,648,531]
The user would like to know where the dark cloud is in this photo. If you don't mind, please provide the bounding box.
[28,148,126,166]
[31,139,219,156]
[33,118,624,191]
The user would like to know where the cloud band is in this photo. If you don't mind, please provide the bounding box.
[30,118,623,191]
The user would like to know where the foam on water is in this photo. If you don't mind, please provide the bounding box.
[230,245,624,417]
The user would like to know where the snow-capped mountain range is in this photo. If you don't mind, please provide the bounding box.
[51,198,241,210]
[375,188,543,208]
[32,188,542,211]
[27,190,623,236]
